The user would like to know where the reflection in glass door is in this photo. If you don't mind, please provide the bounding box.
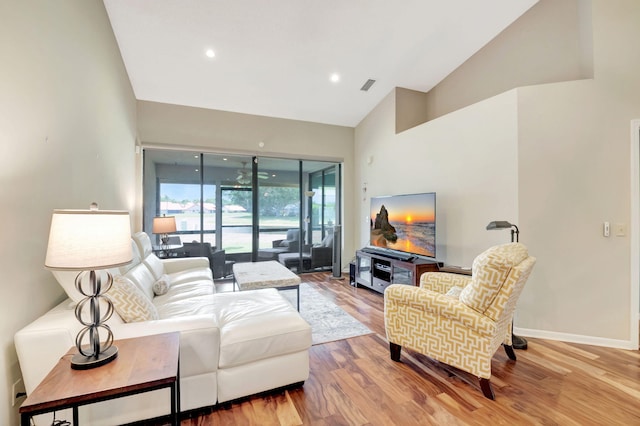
[256,158,302,264]
[307,164,338,245]
[220,185,253,254]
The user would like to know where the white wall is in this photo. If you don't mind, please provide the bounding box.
[355,0,640,348]
[0,1,137,424]
[516,0,640,345]
[355,88,519,267]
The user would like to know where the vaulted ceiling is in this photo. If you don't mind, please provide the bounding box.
[103,0,538,127]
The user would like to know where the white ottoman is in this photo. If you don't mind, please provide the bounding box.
[213,288,311,403]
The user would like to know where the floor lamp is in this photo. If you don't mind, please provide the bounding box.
[486,220,528,350]
[45,204,132,369]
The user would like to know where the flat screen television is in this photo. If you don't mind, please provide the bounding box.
[369,192,436,258]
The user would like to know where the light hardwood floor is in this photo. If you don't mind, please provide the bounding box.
[180,272,640,425]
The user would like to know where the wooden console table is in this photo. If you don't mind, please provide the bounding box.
[438,265,472,275]
[354,249,440,294]
[20,332,180,426]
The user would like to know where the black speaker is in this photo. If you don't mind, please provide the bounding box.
[332,225,342,278]
[349,261,356,286]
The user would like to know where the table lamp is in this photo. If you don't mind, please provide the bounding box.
[153,215,177,253]
[45,203,132,369]
[486,220,527,350]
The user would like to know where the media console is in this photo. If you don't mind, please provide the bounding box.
[354,249,441,294]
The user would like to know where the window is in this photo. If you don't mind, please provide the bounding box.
[143,149,340,272]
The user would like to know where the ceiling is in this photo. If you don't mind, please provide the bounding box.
[103,0,537,127]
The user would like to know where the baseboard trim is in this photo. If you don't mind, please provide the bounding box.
[515,327,637,350]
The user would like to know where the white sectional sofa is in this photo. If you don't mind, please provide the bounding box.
[15,232,311,425]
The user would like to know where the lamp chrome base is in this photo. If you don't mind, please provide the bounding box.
[71,346,118,370]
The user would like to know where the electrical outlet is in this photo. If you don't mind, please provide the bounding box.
[12,378,25,407]
[615,223,627,237]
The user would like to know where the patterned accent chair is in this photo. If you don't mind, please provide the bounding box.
[384,242,536,399]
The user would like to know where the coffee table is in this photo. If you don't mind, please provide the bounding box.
[233,260,302,310]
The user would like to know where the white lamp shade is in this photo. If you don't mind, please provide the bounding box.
[45,209,132,270]
[153,216,177,234]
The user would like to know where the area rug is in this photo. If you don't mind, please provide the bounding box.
[280,283,373,345]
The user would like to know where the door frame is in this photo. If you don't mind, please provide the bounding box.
[630,119,639,349]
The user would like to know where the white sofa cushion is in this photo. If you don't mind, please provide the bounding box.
[153,280,215,307]
[124,263,156,301]
[109,275,159,322]
[166,267,213,286]
[144,253,165,281]
[155,294,217,319]
[215,289,312,369]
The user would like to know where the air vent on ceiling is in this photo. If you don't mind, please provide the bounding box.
[360,79,376,91]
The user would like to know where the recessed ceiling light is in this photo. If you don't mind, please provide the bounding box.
[330,73,340,83]
[205,49,215,58]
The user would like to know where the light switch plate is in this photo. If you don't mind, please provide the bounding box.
[603,221,610,237]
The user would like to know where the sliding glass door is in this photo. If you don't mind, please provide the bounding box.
[143,149,340,275]
[307,163,338,245]
[256,157,302,262]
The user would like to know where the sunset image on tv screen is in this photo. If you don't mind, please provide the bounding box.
[370,192,436,257]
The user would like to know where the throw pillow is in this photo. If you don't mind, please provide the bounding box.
[153,274,171,296]
[108,275,159,323]
[459,243,528,314]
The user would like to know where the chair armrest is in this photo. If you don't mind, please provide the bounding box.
[272,239,284,248]
[310,246,333,268]
[310,246,331,254]
[420,272,472,294]
[161,256,210,274]
[384,284,494,335]
[310,246,332,260]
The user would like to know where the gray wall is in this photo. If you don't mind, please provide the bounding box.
[423,0,594,122]
[136,101,356,267]
[0,1,137,424]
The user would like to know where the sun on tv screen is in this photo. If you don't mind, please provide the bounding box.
[369,192,436,258]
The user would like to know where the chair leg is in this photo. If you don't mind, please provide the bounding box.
[389,342,401,362]
[479,378,495,400]
[503,344,517,361]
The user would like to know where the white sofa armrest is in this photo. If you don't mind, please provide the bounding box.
[15,327,75,395]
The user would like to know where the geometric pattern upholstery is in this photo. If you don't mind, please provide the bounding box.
[384,243,535,382]
[459,243,529,315]
[108,275,159,323]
